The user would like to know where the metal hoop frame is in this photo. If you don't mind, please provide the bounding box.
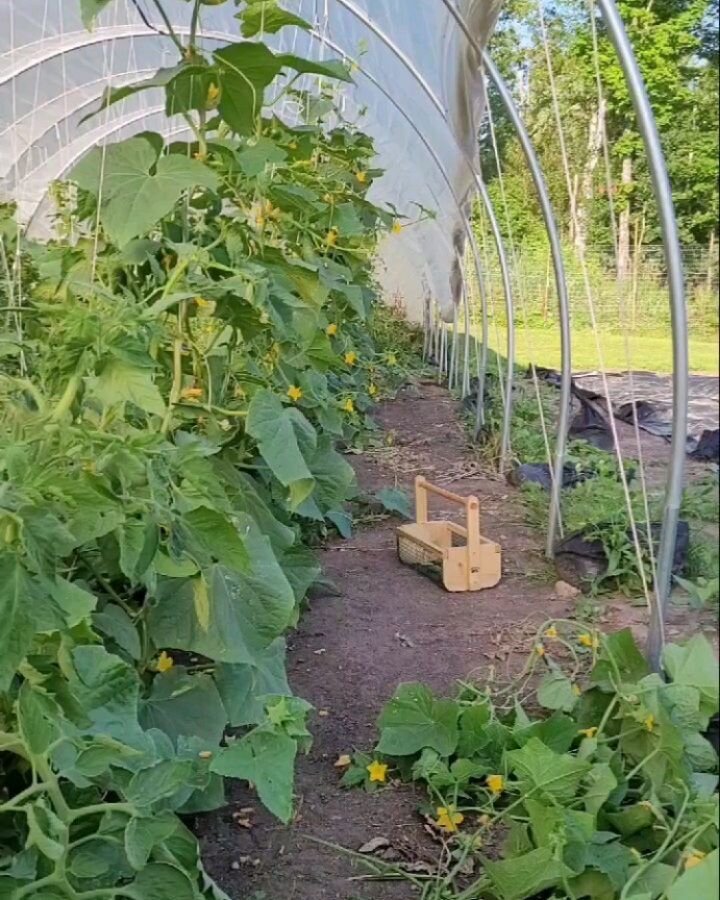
[4,0,688,667]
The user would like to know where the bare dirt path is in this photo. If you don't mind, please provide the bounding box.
[198,381,575,900]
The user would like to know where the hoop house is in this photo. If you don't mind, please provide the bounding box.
[0,0,689,667]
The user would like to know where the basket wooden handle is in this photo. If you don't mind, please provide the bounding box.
[415,476,481,545]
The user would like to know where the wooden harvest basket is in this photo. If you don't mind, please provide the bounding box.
[397,476,502,593]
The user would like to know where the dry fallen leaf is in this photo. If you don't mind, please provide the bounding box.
[334,754,352,768]
[404,861,438,876]
[554,580,581,600]
[359,837,391,854]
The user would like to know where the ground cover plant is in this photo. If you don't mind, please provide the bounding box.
[341,625,719,899]
[465,365,719,602]
[0,2,412,896]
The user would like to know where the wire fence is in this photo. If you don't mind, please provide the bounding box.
[474,240,719,336]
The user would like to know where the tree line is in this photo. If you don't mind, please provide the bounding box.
[482,0,719,278]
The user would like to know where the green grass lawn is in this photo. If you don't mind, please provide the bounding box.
[486,327,719,375]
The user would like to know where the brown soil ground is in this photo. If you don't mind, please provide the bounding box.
[196,378,717,900]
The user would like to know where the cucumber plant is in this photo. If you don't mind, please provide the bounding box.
[0,2,408,896]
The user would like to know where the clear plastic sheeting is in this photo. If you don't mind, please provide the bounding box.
[0,0,502,320]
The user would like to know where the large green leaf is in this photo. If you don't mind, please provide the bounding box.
[140,668,227,746]
[247,390,314,508]
[149,519,295,664]
[238,1,312,37]
[26,801,67,863]
[70,137,217,246]
[664,635,719,721]
[236,137,288,177]
[118,516,160,583]
[683,731,718,771]
[93,604,142,660]
[215,638,291,726]
[507,737,590,804]
[124,814,178,871]
[276,53,352,83]
[606,803,654,837]
[584,841,635,890]
[68,646,149,750]
[214,42,351,135]
[125,759,194,807]
[515,711,579,754]
[51,577,97,628]
[214,42,283,134]
[484,847,575,900]
[667,850,718,899]
[19,505,77,570]
[537,670,578,713]
[181,505,249,572]
[92,359,166,416]
[591,628,650,689]
[18,683,60,755]
[299,436,356,518]
[376,684,459,757]
[0,556,41,691]
[526,798,595,849]
[81,64,208,123]
[629,863,676,898]
[211,728,297,822]
[583,762,618,815]
[280,545,321,604]
[128,863,197,900]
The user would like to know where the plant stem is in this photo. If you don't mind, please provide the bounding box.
[189,0,202,50]
[620,785,690,899]
[162,300,188,435]
[67,801,134,823]
[0,781,47,812]
[149,0,185,54]
[34,756,71,820]
[50,373,81,422]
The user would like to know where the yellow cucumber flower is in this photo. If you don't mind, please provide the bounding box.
[486,774,505,795]
[344,351,358,366]
[367,760,389,783]
[156,651,174,673]
[579,633,600,650]
[436,805,464,833]
[206,83,221,108]
[685,851,706,870]
[287,386,303,403]
[181,387,203,401]
[326,323,338,337]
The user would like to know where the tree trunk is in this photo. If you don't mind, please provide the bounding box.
[574,99,607,258]
[630,209,646,331]
[708,229,717,293]
[617,156,633,281]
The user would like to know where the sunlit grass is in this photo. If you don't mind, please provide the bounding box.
[486,326,719,375]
